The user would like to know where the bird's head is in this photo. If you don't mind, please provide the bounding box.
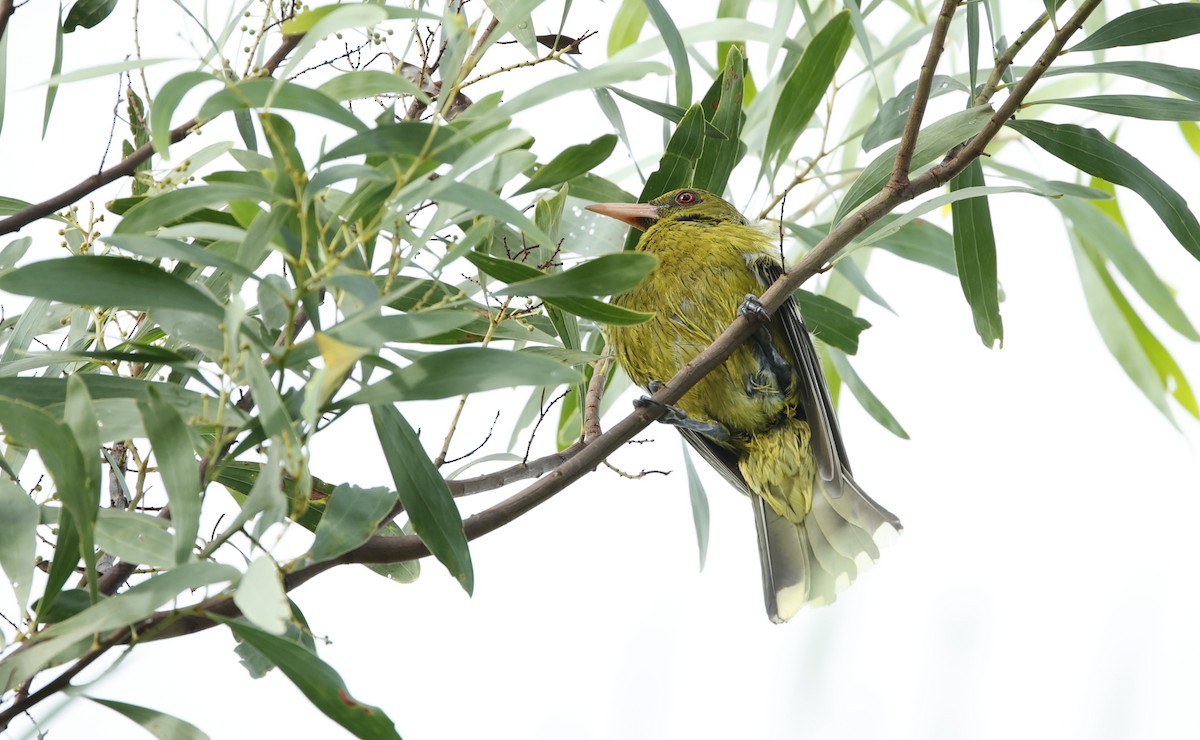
[586,188,749,231]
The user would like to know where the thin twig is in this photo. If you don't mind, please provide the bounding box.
[890,0,959,188]
[0,34,302,237]
[582,354,611,443]
[974,11,1051,105]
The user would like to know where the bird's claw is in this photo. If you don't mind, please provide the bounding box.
[634,386,731,443]
[738,294,770,323]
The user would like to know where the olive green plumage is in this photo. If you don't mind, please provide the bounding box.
[588,188,901,623]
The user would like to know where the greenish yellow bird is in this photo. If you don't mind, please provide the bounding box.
[587,188,901,623]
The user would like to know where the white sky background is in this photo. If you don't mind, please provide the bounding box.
[2,1,1199,738]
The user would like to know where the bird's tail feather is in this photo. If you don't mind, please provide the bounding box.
[753,471,901,623]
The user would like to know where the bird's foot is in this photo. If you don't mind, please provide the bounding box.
[634,384,730,442]
[738,294,770,323]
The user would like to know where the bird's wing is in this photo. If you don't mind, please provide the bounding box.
[751,258,849,494]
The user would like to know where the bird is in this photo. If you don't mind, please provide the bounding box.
[586,188,901,623]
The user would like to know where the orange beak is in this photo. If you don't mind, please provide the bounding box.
[585,202,660,232]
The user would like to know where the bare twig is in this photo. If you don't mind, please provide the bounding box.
[974,11,1052,105]
[890,0,959,188]
[0,34,302,237]
[583,354,611,443]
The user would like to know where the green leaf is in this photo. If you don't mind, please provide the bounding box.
[836,105,993,225]
[1071,3,1200,52]
[86,697,211,740]
[233,557,291,636]
[950,160,1003,349]
[93,509,176,569]
[331,311,479,349]
[63,0,117,32]
[221,619,401,740]
[694,45,745,196]
[1040,61,1200,102]
[316,69,428,103]
[828,349,909,439]
[137,387,200,564]
[1182,121,1200,156]
[1072,236,1198,422]
[494,253,658,298]
[362,520,420,584]
[1030,94,1200,121]
[1008,119,1200,261]
[625,103,708,250]
[608,0,650,56]
[103,235,254,278]
[465,251,653,324]
[0,398,95,614]
[764,11,853,169]
[4,562,238,694]
[0,255,223,317]
[1055,197,1199,341]
[642,0,691,104]
[309,485,397,563]
[516,134,618,195]
[371,405,473,594]
[114,182,274,234]
[42,3,66,136]
[348,348,583,404]
[679,441,710,572]
[795,291,870,355]
[484,0,538,55]
[150,71,222,158]
[605,87,729,139]
[0,478,39,613]
[198,79,368,133]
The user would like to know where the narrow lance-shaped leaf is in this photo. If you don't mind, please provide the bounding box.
[680,441,710,572]
[950,160,1003,348]
[495,253,658,298]
[1008,119,1200,261]
[1070,3,1200,52]
[371,405,474,594]
[466,250,653,325]
[138,387,201,564]
[1071,235,1198,422]
[694,45,745,196]
[0,478,40,613]
[627,103,708,250]
[1029,95,1200,122]
[0,255,224,318]
[608,0,650,57]
[795,290,870,355]
[221,619,402,740]
[348,348,582,405]
[642,0,691,105]
[827,349,909,439]
[764,11,854,171]
[517,134,618,195]
[85,697,212,740]
[1039,62,1200,102]
[309,485,398,564]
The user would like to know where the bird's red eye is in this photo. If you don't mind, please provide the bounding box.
[675,190,697,205]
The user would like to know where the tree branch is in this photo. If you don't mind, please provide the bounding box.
[0,34,302,237]
[890,0,959,187]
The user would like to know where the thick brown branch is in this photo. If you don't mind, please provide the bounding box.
[0,34,302,237]
[583,355,611,443]
[890,0,959,187]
